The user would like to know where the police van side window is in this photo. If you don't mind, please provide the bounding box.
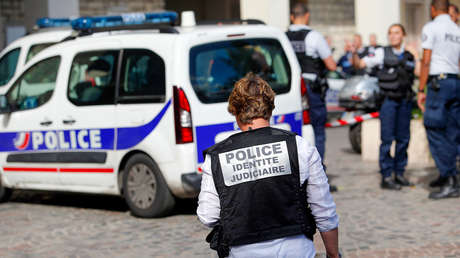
[190,38,291,103]
[26,43,55,63]
[6,56,60,111]
[118,49,165,103]
[0,48,20,86]
[68,50,119,106]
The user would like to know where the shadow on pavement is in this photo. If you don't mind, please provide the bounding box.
[8,190,200,216]
[10,190,129,212]
[340,147,360,155]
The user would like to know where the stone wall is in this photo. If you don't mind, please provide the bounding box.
[79,0,165,16]
[308,0,356,60]
[0,0,24,23]
[0,0,25,49]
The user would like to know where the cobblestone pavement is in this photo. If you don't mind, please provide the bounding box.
[0,127,459,257]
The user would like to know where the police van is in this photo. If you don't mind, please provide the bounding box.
[0,18,73,94]
[0,11,314,217]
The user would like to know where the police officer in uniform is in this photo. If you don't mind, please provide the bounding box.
[418,0,460,199]
[352,24,418,190]
[366,33,382,56]
[286,3,338,191]
[197,73,339,258]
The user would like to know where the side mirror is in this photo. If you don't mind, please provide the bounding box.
[0,95,11,114]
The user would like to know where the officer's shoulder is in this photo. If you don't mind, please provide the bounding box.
[422,20,436,31]
[203,138,230,155]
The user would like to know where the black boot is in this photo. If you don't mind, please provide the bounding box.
[429,176,447,187]
[428,176,460,199]
[395,175,413,186]
[381,177,402,190]
[329,185,338,192]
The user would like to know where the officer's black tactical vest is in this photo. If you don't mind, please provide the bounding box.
[377,46,415,99]
[204,127,317,246]
[286,29,326,75]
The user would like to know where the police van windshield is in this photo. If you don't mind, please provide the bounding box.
[0,48,20,86]
[190,38,291,103]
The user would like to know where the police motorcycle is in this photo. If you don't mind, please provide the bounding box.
[338,74,381,153]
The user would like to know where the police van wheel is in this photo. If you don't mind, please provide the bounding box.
[349,123,362,154]
[0,177,12,203]
[123,154,175,218]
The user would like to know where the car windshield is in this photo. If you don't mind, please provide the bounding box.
[189,38,291,103]
[0,48,20,86]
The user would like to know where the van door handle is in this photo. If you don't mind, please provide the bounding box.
[62,119,76,125]
[40,120,53,126]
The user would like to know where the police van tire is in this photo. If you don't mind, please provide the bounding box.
[349,123,362,154]
[0,177,12,203]
[123,154,175,218]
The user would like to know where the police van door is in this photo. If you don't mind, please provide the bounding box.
[114,48,169,156]
[0,55,62,186]
[53,49,119,190]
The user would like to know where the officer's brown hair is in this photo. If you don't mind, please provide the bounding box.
[388,23,406,36]
[291,3,309,18]
[432,0,450,12]
[228,73,275,124]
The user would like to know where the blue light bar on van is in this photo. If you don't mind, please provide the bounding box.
[36,18,72,28]
[71,12,177,31]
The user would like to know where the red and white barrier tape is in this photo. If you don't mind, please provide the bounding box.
[325,112,379,128]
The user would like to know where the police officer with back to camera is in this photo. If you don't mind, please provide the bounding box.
[352,24,419,190]
[197,73,339,258]
[417,0,460,200]
[286,3,338,191]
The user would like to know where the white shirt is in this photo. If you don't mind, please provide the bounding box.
[421,14,460,75]
[288,24,332,60]
[362,46,405,69]
[197,135,339,258]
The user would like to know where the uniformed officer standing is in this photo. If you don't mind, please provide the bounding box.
[365,33,382,57]
[418,0,460,199]
[285,3,338,191]
[352,24,418,190]
[197,73,339,258]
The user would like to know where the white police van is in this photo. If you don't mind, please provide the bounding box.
[0,18,73,94]
[0,11,314,217]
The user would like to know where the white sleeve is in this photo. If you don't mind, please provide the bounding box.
[362,47,384,68]
[421,23,435,50]
[309,31,332,60]
[196,155,221,227]
[296,136,339,233]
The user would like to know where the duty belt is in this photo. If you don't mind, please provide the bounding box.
[429,73,458,80]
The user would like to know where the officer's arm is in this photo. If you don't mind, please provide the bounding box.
[419,49,432,92]
[417,49,431,112]
[405,43,421,76]
[351,52,366,69]
[320,228,339,258]
[323,56,337,71]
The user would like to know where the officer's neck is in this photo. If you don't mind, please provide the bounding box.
[392,44,403,51]
[239,118,270,132]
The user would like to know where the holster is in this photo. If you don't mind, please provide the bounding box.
[206,224,229,258]
[429,77,440,91]
[308,76,329,100]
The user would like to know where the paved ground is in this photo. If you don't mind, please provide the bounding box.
[0,127,459,257]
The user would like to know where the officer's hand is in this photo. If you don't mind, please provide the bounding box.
[350,45,356,54]
[417,92,426,113]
